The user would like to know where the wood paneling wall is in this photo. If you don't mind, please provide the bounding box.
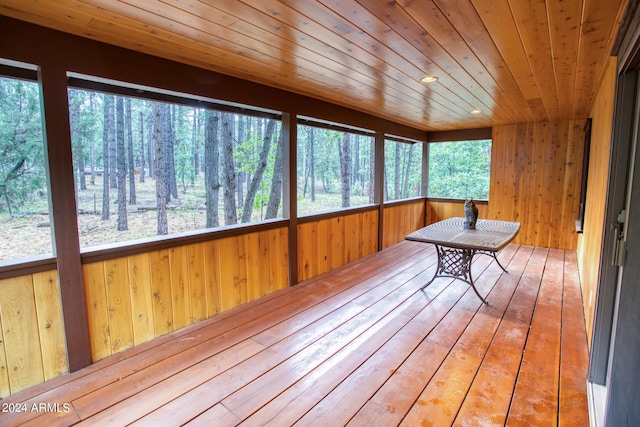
[0,271,68,397]
[487,121,586,250]
[426,200,489,225]
[382,200,426,249]
[298,210,378,282]
[577,57,618,347]
[82,227,289,362]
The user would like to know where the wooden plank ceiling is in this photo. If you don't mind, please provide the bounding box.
[0,0,627,131]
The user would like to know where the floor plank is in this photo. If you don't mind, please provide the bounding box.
[0,242,590,427]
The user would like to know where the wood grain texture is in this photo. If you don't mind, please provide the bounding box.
[382,200,426,249]
[32,271,68,381]
[82,227,289,362]
[576,56,617,347]
[506,248,563,425]
[426,200,489,225]
[0,242,589,426]
[488,121,585,250]
[0,276,44,395]
[0,0,627,131]
[127,253,155,346]
[559,251,590,426]
[298,210,379,281]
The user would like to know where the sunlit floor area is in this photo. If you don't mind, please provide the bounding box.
[1,241,589,426]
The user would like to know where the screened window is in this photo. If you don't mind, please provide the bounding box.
[384,140,423,201]
[297,123,374,215]
[69,87,283,248]
[428,139,491,200]
[0,74,52,261]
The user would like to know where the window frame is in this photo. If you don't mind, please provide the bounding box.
[67,75,287,252]
[383,138,425,203]
[425,128,493,202]
[296,118,377,218]
[0,63,56,266]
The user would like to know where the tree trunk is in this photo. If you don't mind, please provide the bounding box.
[153,103,168,235]
[394,142,401,199]
[68,91,87,195]
[204,110,220,228]
[369,140,375,204]
[167,105,178,200]
[310,128,316,202]
[192,108,200,184]
[109,98,118,189]
[236,116,245,210]
[116,97,128,231]
[89,92,96,186]
[265,128,283,219]
[126,98,136,205]
[221,113,237,224]
[339,132,351,208]
[147,118,154,179]
[78,155,86,191]
[242,119,276,223]
[139,110,145,183]
[101,94,113,220]
[402,144,415,198]
[353,134,360,188]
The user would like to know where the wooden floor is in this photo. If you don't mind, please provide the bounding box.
[1,241,590,427]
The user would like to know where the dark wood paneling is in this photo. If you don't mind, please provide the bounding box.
[39,64,91,372]
[427,127,492,142]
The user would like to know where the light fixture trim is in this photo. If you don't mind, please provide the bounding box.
[420,75,438,83]
[471,109,482,114]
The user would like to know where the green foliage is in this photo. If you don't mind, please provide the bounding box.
[0,77,495,257]
[297,125,375,214]
[174,105,195,192]
[428,140,491,200]
[0,77,47,215]
[384,140,422,201]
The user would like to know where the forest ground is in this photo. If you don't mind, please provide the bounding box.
[1,172,370,260]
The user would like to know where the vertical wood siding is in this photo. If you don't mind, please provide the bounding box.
[577,57,617,347]
[488,121,585,250]
[0,271,68,397]
[382,200,426,249]
[297,210,378,282]
[82,227,289,362]
[426,200,489,225]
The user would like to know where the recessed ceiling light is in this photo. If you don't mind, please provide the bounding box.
[420,76,438,83]
[471,109,482,114]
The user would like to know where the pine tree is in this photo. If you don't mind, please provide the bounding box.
[221,112,237,225]
[126,98,136,205]
[101,94,114,220]
[339,133,351,208]
[204,110,220,228]
[116,97,128,231]
[153,102,168,235]
[242,119,276,223]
